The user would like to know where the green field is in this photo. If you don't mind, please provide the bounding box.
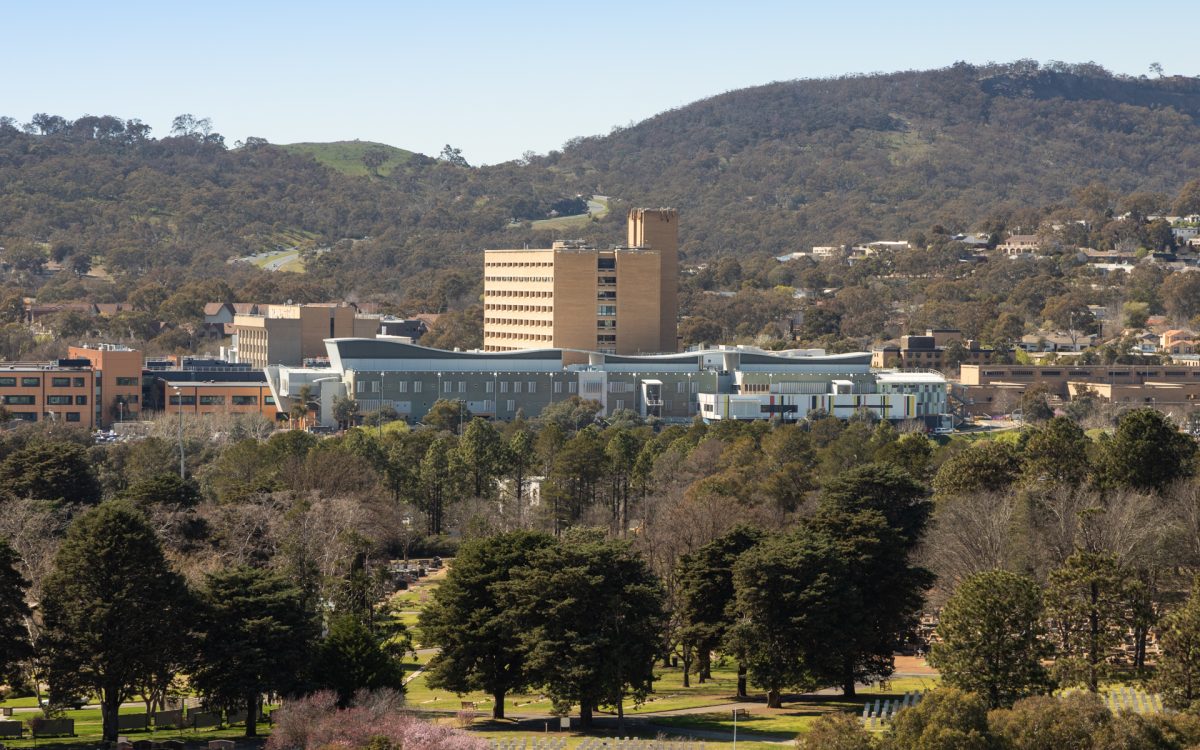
[279,141,414,177]
[513,196,610,232]
[0,705,257,749]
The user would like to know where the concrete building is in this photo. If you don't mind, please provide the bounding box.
[265,339,949,430]
[483,208,678,356]
[161,381,279,420]
[232,303,380,368]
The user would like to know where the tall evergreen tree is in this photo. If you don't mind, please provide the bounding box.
[929,570,1052,707]
[0,539,32,686]
[191,566,317,737]
[40,502,187,742]
[1154,577,1200,709]
[504,531,664,729]
[1044,551,1130,692]
[420,531,555,719]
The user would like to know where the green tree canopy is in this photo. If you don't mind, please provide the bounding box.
[190,566,318,737]
[503,531,665,729]
[316,614,406,705]
[0,441,101,506]
[420,531,556,719]
[929,570,1052,708]
[932,441,1023,497]
[0,539,32,686]
[40,502,187,741]
[1099,408,1196,493]
[888,687,993,750]
[1020,416,1092,486]
[1154,577,1200,710]
[1044,551,1130,692]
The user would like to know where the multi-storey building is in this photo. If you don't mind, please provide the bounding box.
[265,339,950,429]
[958,363,1200,417]
[232,303,380,368]
[69,344,144,426]
[483,208,679,355]
[871,329,997,370]
[0,361,96,427]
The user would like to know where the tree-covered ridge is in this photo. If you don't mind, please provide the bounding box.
[3,61,1200,311]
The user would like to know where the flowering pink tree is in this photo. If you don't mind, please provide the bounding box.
[268,690,488,750]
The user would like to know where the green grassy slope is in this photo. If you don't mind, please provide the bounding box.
[279,140,415,177]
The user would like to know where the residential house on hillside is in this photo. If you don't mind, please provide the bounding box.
[1018,330,1098,353]
[997,234,1041,255]
[1162,329,1198,356]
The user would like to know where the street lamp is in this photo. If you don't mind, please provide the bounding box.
[171,385,185,479]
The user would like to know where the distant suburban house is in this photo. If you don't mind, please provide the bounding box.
[996,234,1041,255]
[871,329,996,369]
[1018,330,1098,353]
[203,302,236,327]
[1162,329,1198,355]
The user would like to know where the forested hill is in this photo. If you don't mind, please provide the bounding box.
[3,61,1200,309]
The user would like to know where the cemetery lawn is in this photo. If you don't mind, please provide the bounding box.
[464,727,778,749]
[0,706,254,749]
[0,696,40,708]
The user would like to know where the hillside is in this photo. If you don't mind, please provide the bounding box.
[279,140,415,177]
[3,61,1200,310]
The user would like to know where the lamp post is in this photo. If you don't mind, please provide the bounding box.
[172,385,185,479]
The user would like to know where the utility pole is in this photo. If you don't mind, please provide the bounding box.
[172,386,185,479]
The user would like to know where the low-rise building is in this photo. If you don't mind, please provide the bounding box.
[872,329,996,369]
[266,340,950,430]
[232,302,380,368]
[958,363,1200,416]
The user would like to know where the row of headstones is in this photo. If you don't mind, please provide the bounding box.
[0,718,74,738]
[117,739,234,750]
[861,690,928,727]
[489,741,706,750]
[1103,688,1164,714]
[116,708,267,732]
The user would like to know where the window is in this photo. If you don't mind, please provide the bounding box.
[443,381,452,393]
[500,381,509,393]
[75,395,87,405]
[21,377,39,387]
[597,305,616,316]
[265,396,276,405]
[599,276,617,285]
[569,382,577,394]
[398,381,408,393]
[3,395,34,405]
[371,381,381,393]
[0,377,13,387]
[73,377,85,387]
[615,399,625,411]
[169,395,196,406]
[554,380,562,394]
[232,395,258,406]
[47,395,72,405]
[527,381,536,394]
[458,381,466,393]
[584,381,603,394]
[65,412,80,423]
[200,395,225,406]
[514,382,522,394]
[485,381,494,393]
[115,377,139,386]
[128,395,138,403]
[506,400,515,412]
[356,381,365,393]
[598,257,615,270]
[52,377,71,387]
[12,412,36,422]
[413,381,422,393]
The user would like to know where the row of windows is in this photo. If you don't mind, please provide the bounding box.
[170,395,273,406]
[487,332,553,341]
[483,276,552,283]
[484,304,553,313]
[115,377,140,386]
[485,318,552,327]
[485,290,553,299]
[0,376,52,387]
[484,261,553,268]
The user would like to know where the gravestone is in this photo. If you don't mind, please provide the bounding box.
[208,740,235,750]
[132,740,154,750]
[0,722,22,739]
[0,708,10,717]
[190,710,221,729]
[154,709,184,729]
[32,718,74,737]
[163,740,185,750]
[118,713,149,731]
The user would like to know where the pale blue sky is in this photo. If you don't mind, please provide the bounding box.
[5,0,1197,164]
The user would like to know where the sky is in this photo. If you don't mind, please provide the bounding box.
[5,0,1199,164]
